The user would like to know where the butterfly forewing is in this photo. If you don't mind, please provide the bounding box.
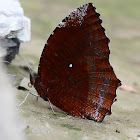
[35,3,121,122]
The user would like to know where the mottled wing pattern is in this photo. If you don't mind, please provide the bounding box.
[36,3,121,122]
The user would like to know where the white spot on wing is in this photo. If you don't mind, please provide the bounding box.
[69,63,73,68]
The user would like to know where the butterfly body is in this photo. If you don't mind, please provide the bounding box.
[31,3,121,122]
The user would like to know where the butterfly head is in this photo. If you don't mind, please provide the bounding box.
[29,74,35,87]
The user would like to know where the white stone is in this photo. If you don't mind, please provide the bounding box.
[0,60,25,140]
[0,0,31,42]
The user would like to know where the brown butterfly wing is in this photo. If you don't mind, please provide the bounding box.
[35,3,121,122]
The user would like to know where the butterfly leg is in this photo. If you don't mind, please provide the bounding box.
[17,92,30,106]
[29,91,40,101]
[47,97,56,115]
[17,92,40,106]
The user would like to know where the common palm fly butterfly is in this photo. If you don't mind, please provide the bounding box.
[30,3,121,122]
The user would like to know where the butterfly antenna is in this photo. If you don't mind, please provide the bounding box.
[17,54,34,78]
[1,57,32,77]
[47,97,56,115]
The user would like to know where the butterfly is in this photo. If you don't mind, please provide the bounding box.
[30,3,121,122]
